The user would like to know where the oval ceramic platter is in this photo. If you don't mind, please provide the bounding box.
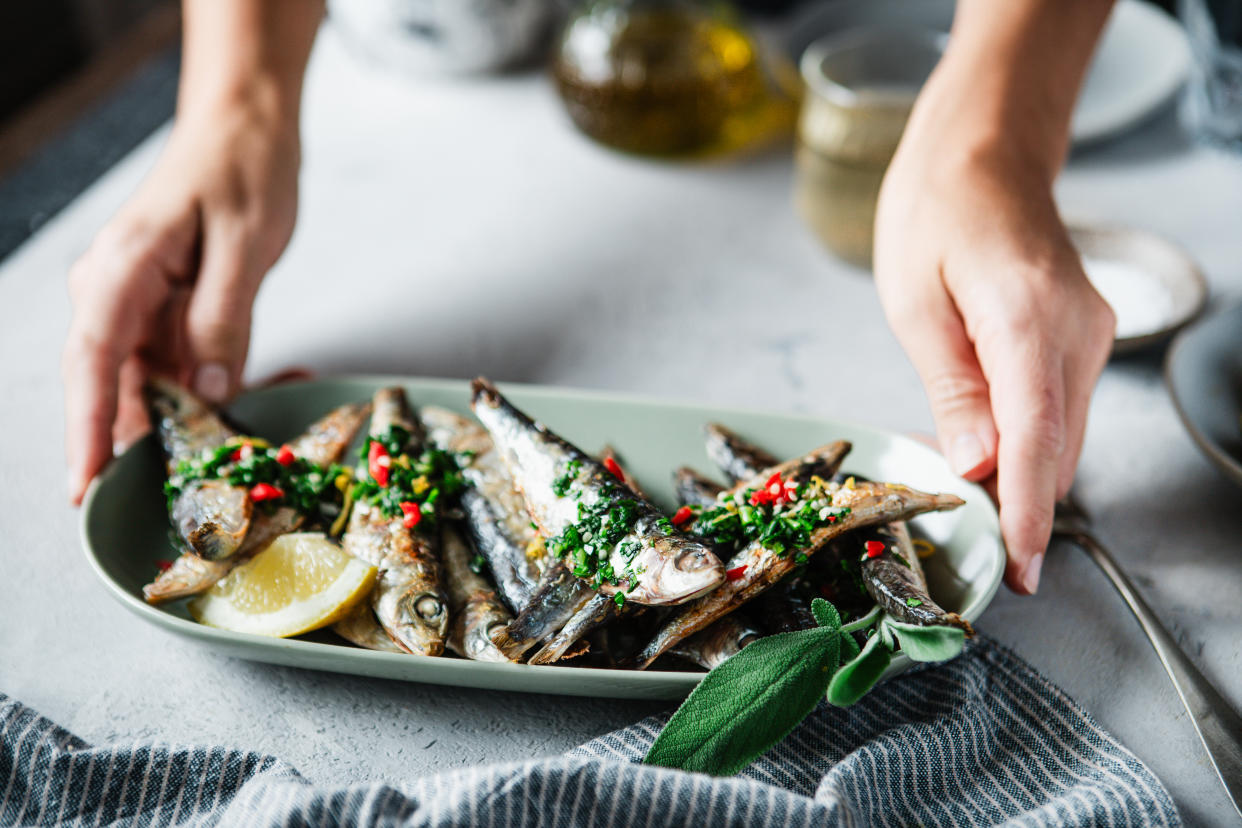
[82,376,1005,700]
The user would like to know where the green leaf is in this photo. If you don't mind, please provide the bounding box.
[839,630,860,664]
[644,627,840,776]
[827,632,891,707]
[810,597,841,630]
[882,618,967,663]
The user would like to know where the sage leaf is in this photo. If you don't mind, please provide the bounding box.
[810,597,841,630]
[644,627,841,776]
[827,631,891,707]
[883,618,967,662]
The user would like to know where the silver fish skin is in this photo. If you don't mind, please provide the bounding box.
[334,603,406,652]
[145,378,251,561]
[490,560,595,660]
[669,613,762,670]
[142,401,370,604]
[704,422,779,485]
[636,450,965,668]
[344,387,448,656]
[470,378,724,606]
[673,467,725,509]
[858,521,973,634]
[420,406,543,612]
[527,592,627,665]
[441,525,513,662]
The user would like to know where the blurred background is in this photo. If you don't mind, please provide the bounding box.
[0,0,1197,261]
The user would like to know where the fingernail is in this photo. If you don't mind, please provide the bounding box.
[194,363,230,404]
[1023,553,1044,594]
[948,432,986,477]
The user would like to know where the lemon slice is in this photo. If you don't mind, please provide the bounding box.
[189,532,376,638]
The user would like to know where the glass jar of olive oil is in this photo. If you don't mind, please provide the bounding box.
[552,0,797,157]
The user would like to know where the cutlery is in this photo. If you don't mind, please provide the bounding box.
[1053,495,1242,818]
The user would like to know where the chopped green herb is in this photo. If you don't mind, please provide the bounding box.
[350,426,467,526]
[614,593,626,607]
[905,598,923,608]
[551,459,582,497]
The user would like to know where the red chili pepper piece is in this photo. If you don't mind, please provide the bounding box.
[671,506,693,527]
[749,487,775,507]
[368,441,390,487]
[155,559,173,572]
[249,482,284,502]
[275,444,295,466]
[865,540,885,558]
[603,456,625,482]
[725,564,748,581]
[400,501,422,529]
[231,442,254,462]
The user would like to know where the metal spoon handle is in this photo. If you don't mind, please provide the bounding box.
[1060,529,1242,817]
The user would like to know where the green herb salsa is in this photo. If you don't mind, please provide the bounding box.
[688,473,852,557]
[164,439,349,524]
[544,460,646,592]
[350,424,468,527]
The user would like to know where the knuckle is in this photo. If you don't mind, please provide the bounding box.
[924,371,988,416]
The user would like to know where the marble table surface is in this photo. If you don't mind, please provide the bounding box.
[2,23,1240,825]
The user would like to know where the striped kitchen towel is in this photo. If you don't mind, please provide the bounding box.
[0,637,1179,827]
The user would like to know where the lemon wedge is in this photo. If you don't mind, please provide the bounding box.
[189,532,376,638]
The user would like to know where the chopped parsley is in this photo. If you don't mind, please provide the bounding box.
[905,598,924,607]
[687,473,851,557]
[552,459,582,497]
[164,439,349,524]
[350,426,467,527]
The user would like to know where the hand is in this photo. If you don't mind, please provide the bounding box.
[873,93,1115,595]
[62,101,300,503]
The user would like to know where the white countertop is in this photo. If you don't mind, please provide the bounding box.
[3,24,1241,825]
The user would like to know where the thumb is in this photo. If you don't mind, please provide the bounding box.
[185,218,261,404]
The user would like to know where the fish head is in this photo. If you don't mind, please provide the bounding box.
[388,590,449,655]
[626,537,724,605]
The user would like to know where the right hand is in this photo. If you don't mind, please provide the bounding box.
[63,100,300,503]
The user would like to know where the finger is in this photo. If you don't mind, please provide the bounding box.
[986,337,1066,596]
[184,217,261,404]
[112,356,151,453]
[1056,301,1115,496]
[879,274,999,482]
[63,237,171,502]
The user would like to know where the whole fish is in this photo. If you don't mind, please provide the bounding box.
[669,613,762,670]
[334,603,406,653]
[145,378,251,561]
[858,521,974,634]
[489,560,595,660]
[420,406,543,612]
[143,400,370,604]
[636,467,965,669]
[441,525,513,662]
[470,378,724,606]
[340,387,448,656]
[704,422,779,485]
[673,466,727,510]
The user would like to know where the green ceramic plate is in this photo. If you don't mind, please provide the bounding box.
[81,376,1005,700]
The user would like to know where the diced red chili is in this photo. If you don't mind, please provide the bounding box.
[865,540,885,558]
[400,501,422,529]
[749,488,774,507]
[368,441,390,487]
[603,456,625,482]
[671,506,693,527]
[155,559,173,572]
[726,564,748,581]
[231,442,253,462]
[275,444,295,466]
[249,483,284,502]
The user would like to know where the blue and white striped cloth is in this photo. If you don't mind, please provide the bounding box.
[1,638,1179,827]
